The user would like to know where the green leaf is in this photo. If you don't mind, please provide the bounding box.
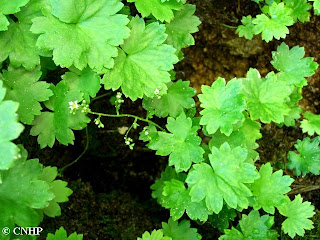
[127,0,184,22]
[301,111,320,136]
[208,205,236,232]
[219,210,278,240]
[143,80,196,118]
[40,167,73,217]
[278,194,315,238]
[147,113,204,172]
[0,80,24,170]
[237,15,255,40]
[165,4,201,51]
[0,152,54,228]
[284,0,312,22]
[0,0,30,31]
[309,0,320,14]
[199,77,246,136]
[30,80,90,148]
[139,125,159,143]
[252,2,294,42]
[62,67,101,102]
[271,43,318,87]
[162,179,212,221]
[151,166,187,203]
[186,142,259,214]
[242,68,292,124]
[30,0,130,72]
[249,163,294,214]
[287,137,320,176]
[162,218,202,240]
[209,114,262,162]
[103,16,178,101]
[137,230,172,240]
[2,66,53,124]
[46,227,83,240]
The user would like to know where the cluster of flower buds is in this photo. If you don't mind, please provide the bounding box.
[124,136,135,150]
[94,116,104,128]
[68,100,90,114]
[115,92,124,112]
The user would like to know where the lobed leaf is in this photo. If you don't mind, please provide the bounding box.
[46,227,83,240]
[300,111,320,136]
[162,218,202,240]
[0,0,30,31]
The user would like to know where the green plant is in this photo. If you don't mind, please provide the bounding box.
[0,0,319,239]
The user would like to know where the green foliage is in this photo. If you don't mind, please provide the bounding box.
[0,80,24,170]
[165,4,201,51]
[1,65,53,124]
[278,194,315,238]
[40,166,73,217]
[208,205,236,232]
[162,218,202,240]
[209,114,262,162]
[186,142,259,214]
[0,0,30,31]
[162,179,212,221]
[300,111,320,136]
[309,0,320,14]
[46,227,83,240]
[30,80,90,148]
[137,230,171,240]
[287,137,320,176]
[102,16,178,100]
[237,16,255,40]
[198,77,246,136]
[31,0,130,72]
[143,80,196,118]
[219,210,279,240]
[0,147,54,228]
[284,0,312,22]
[249,163,294,214]
[242,68,292,123]
[148,113,204,172]
[271,42,318,87]
[127,0,184,22]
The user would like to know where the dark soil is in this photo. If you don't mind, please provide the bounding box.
[26,0,320,239]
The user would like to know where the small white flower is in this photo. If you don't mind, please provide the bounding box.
[116,92,122,98]
[145,130,149,136]
[68,101,79,111]
[125,140,131,145]
[154,88,160,95]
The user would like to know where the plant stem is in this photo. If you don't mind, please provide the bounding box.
[89,110,166,132]
[91,92,112,103]
[59,127,89,173]
[220,23,237,29]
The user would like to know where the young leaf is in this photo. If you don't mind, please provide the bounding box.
[237,16,255,40]
[249,163,294,214]
[199,77,246,136]
[142,80,196,118]
[30,0,130,72]
[137,230,171,240]
[219,210,279,240]
[209,114,262,162]
[300,111,320,136]
[0,80,24,170]
[287,137,320,176]
[252,2,294,42]
[162,179,212,221]
[62,67,101,102]
[2,66,53,124]
[127,0,184,22]
[278,195,315,238]
[162,218,202,240]
[40,166,73,217]
[30,80,90,148]
[0,153,54,228]
[165,4,201,51]
[0,0,30,31]
[242,68,292,124]
[271,43,318,87]
[46,227,83,240]
[103,17,178,101]
[284,0,312,22]
[147,113,204,172]
[186,143,259,214]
